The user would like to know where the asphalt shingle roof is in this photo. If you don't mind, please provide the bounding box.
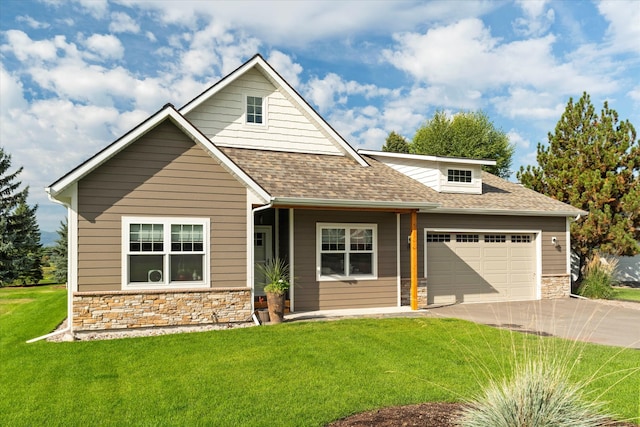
[221,147,584,215]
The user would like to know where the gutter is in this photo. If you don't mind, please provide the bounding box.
[426,207,589,217]
[27,191,74,343]
[272,197,439,211]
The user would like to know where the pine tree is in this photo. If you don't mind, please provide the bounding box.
[0,147,42,286]
[382,131,410,153]
[517,92,639,275]
[51,220,68,284]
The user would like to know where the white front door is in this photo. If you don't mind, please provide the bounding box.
[254,226,273,296]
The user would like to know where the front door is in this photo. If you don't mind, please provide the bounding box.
[254,226,273,296]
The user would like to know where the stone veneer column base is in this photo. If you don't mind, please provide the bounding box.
[72,288,251,331]
[540,274,571,299]
[400,278,428,308]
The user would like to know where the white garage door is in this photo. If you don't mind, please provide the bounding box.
[426,232,536,304]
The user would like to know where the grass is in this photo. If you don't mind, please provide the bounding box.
[612,286,640,302]
[1,286,639,427]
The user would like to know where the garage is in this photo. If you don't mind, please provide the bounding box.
[426,232,537,304]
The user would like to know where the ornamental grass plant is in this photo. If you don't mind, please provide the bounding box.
[577,254,618,300]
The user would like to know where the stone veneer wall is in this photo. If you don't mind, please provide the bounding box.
[540,274,571,299]
[72,288,251,331]
[400,278,428,308]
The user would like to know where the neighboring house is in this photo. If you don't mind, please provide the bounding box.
[614,253,640,283]
[47,54,586,332]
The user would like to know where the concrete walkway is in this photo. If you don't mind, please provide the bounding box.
[427,298,640,349]
[286,298,640,349]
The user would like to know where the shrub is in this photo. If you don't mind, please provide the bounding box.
[458,357,611,427]
[577,254,618,299]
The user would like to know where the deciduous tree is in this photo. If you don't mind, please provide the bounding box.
[411,110,514,178]
[517,92,639,276]
[382,131,410,153]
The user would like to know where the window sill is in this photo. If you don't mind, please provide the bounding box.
[123,282,209,291]
[317,275,378,282]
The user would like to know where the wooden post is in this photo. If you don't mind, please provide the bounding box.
[410,210,418,310]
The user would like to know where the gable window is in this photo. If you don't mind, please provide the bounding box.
[447,169,472,183]
[317,223,377,280]
[246,95,264,124]
[123,217,209,289]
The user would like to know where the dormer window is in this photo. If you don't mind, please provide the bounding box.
[246,96,264,124]
[447,169,472,183]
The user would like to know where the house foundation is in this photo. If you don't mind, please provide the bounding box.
[72,288,252,331]
[400,278,428,308]
[540,274,571,299]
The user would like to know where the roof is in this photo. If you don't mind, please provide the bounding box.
[221,147,585,216]
[427,172,587,216]
[220,147,440,210]
[358,149,497,166]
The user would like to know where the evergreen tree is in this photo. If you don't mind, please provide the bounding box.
[517,92,639,275]
[0,147,42,286]
[51,219,68,284]
[382,131,410,153]
[411,110,514,178]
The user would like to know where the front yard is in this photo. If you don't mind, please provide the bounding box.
[1,285,638,426]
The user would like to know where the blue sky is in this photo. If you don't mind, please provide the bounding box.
[1,0,638,231]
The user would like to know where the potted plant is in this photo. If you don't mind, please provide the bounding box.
[258,258,290,324]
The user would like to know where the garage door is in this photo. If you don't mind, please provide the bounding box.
[426,232,536,304]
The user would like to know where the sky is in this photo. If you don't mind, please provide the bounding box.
[1,0,639,232]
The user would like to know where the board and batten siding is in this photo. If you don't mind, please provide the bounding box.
[185,68,342,155]
[293,210,398,311]
[76,121,248,292]
[400,213,568,278]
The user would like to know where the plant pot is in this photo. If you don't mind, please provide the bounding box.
[266,292,285,324]
[257,309,270,325]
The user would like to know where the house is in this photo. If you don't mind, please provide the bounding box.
[46,54,586,332]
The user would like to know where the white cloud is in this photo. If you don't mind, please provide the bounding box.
[267,50,303,89]
[2,30,58,63]
[109,12,141,34]
[304,73,392,114]
[628,86,640,102]
[507,129,531,150]
[0,66,28,114]
[597,0,640,54]
[513,0,555,36]
[492,88,565,119]
[16,15,50,29]
[84,34,125,60]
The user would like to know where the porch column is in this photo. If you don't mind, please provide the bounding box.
[410,210,418,310]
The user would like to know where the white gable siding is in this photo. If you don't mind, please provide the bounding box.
[185,68,342,155]
[438,164,483,194]
[376,157,441,190]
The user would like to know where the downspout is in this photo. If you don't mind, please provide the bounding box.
[27,193,74,343]
[250,202,273,320]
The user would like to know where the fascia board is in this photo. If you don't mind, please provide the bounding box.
[273,197,439,210]
[425,207,589,217]
[359,149,497,166]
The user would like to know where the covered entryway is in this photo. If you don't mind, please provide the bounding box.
[426,232,537,304]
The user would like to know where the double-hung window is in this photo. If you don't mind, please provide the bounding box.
[246,95,264,125]
[317,223,377,281]
[123,217,209,289]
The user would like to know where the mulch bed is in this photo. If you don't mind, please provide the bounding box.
[327,402,638,426]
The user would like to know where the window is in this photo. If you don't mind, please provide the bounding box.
[485,234,506,243]
[447,169,472,183]
[427,233,451,242]
[123,217,209,289]
[317,224,377,280]
[511,235,532,243]
[246,96,264,124]
[456,234,479,243]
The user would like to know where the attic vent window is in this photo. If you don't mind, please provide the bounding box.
[246,96,263,124]
[448,169,472,183]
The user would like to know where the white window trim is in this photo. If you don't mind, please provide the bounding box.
[121,216,210,290]
[316,223,378,282]
[243,93,268,128]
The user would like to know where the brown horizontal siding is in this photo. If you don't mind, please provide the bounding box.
[293,210,398,311]
[77,120,247,292]
[400,213,568,277]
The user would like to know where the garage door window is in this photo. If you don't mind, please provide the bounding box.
[485,234,506,243]
[511,235,532,243]
[317,224,377,280]
[456,234,479,242]
[427,234,451,242]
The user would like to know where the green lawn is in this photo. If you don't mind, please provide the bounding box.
[1,286,639,426]
[612,286,640,302]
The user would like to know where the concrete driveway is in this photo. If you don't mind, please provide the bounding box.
[427,298,640,349]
